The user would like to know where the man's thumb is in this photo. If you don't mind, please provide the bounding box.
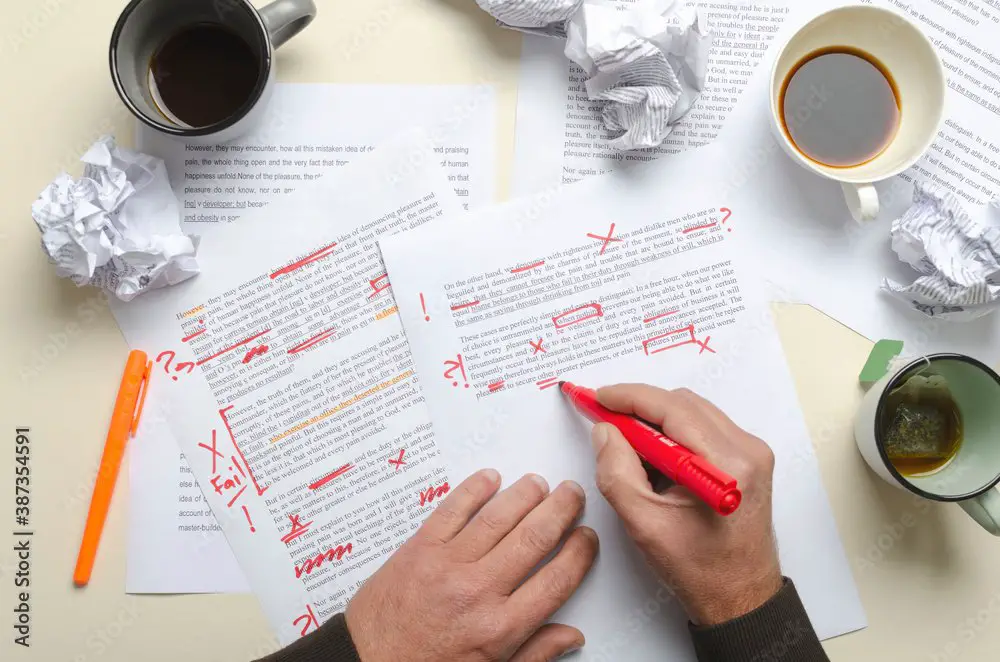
[592,423,652,517]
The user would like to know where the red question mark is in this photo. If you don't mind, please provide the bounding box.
[720,207,733,233]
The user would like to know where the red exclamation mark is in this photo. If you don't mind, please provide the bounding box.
[420,293,430,321]
[242,505,256,533]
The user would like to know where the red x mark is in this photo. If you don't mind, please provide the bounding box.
[388,449,406,470]
[586,223,623,255]
[695,336,716,354]
[529,338,546,354]
[198,429,224,474]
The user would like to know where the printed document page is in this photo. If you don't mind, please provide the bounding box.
[112,133,459,643]
[509,0,835,195]
[861,0,1000,207]
[141,83,495,238]
[126,83,495,594]
[380,168,866,660]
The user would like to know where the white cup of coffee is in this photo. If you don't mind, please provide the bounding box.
[768,5,946,222]
[110,0,316,144]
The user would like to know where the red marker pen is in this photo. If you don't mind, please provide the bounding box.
[560,382,742,516]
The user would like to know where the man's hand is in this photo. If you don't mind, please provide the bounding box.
[346,470,598,661]
[592,384,782,626]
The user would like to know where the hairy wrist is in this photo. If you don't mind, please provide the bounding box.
[685,569,784,626]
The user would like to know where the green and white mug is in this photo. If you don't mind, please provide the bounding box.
[855,354,1000,535]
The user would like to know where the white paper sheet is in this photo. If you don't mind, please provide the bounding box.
[127,404,249,593]
[125,83,495,595]
[511,0,823,194]
[112,133,461,642]
[380,166,866,659]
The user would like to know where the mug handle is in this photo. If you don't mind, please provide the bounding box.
[841,182,879,223]
[959,488,1000,536]
[259,0,317,50]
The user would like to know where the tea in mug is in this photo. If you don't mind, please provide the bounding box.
[880,374,963,476]
[780,46,901,168]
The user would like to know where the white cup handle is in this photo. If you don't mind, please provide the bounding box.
[841,182,880,222]
[959,488,1000,536]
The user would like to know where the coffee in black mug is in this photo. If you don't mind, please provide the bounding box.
[110,0,316,143]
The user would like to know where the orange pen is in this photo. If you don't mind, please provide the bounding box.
[73,350,152,587]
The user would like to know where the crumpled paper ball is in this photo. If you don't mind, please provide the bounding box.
[476,0,712,150]
[882,183,1000,321]
[31,135,199,302]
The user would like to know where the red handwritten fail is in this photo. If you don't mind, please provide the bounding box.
[511,260,545,274]
[242,344,269,364]
[420,293,430,321]
[552,303,604,329]
[643,310,679,324]
[695,336,716,354]
[388,449,406,470]
[220,406,268,496]
[720,207,733,232]
[293,605,319,637]
[449,300,480,312]
[198,429,223,474]
[308,463,354,491]
[642,325,696,356]
[242,505,256,533]
[368,273,391,299]
[537,377,560,391]
[196,328,271,367]
[419,482,451,506]
[281,514,314,545]
[488,380,505,393]
[295,543,354,579]
[529,338,546,354]
[270,242,337,279]
[287,328,336,355]
[209,454,250,508]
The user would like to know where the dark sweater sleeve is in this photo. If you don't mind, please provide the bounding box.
[255,613,361,662]
[689,578,829,662]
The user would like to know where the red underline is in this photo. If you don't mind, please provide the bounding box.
[511,261,544,274]
[270,242,337,279]
[682,222,718,234]
[450,300,480,311]
[308,463,354,490]
[182,328,206,342]
[287,328,337,355]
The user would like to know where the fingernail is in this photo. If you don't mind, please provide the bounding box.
[591,424,610,454]
[481,468,500,484]
[528,473,549,493]
[561,643,584,657]
[563,480,585,499]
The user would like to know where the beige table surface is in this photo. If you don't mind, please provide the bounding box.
[2,1,999,660]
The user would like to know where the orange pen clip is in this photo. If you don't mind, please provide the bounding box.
[73,350,152,587]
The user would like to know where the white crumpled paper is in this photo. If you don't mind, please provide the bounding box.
[882,183,1000,321]
[476,0,712,150]
[32,136,199,302]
